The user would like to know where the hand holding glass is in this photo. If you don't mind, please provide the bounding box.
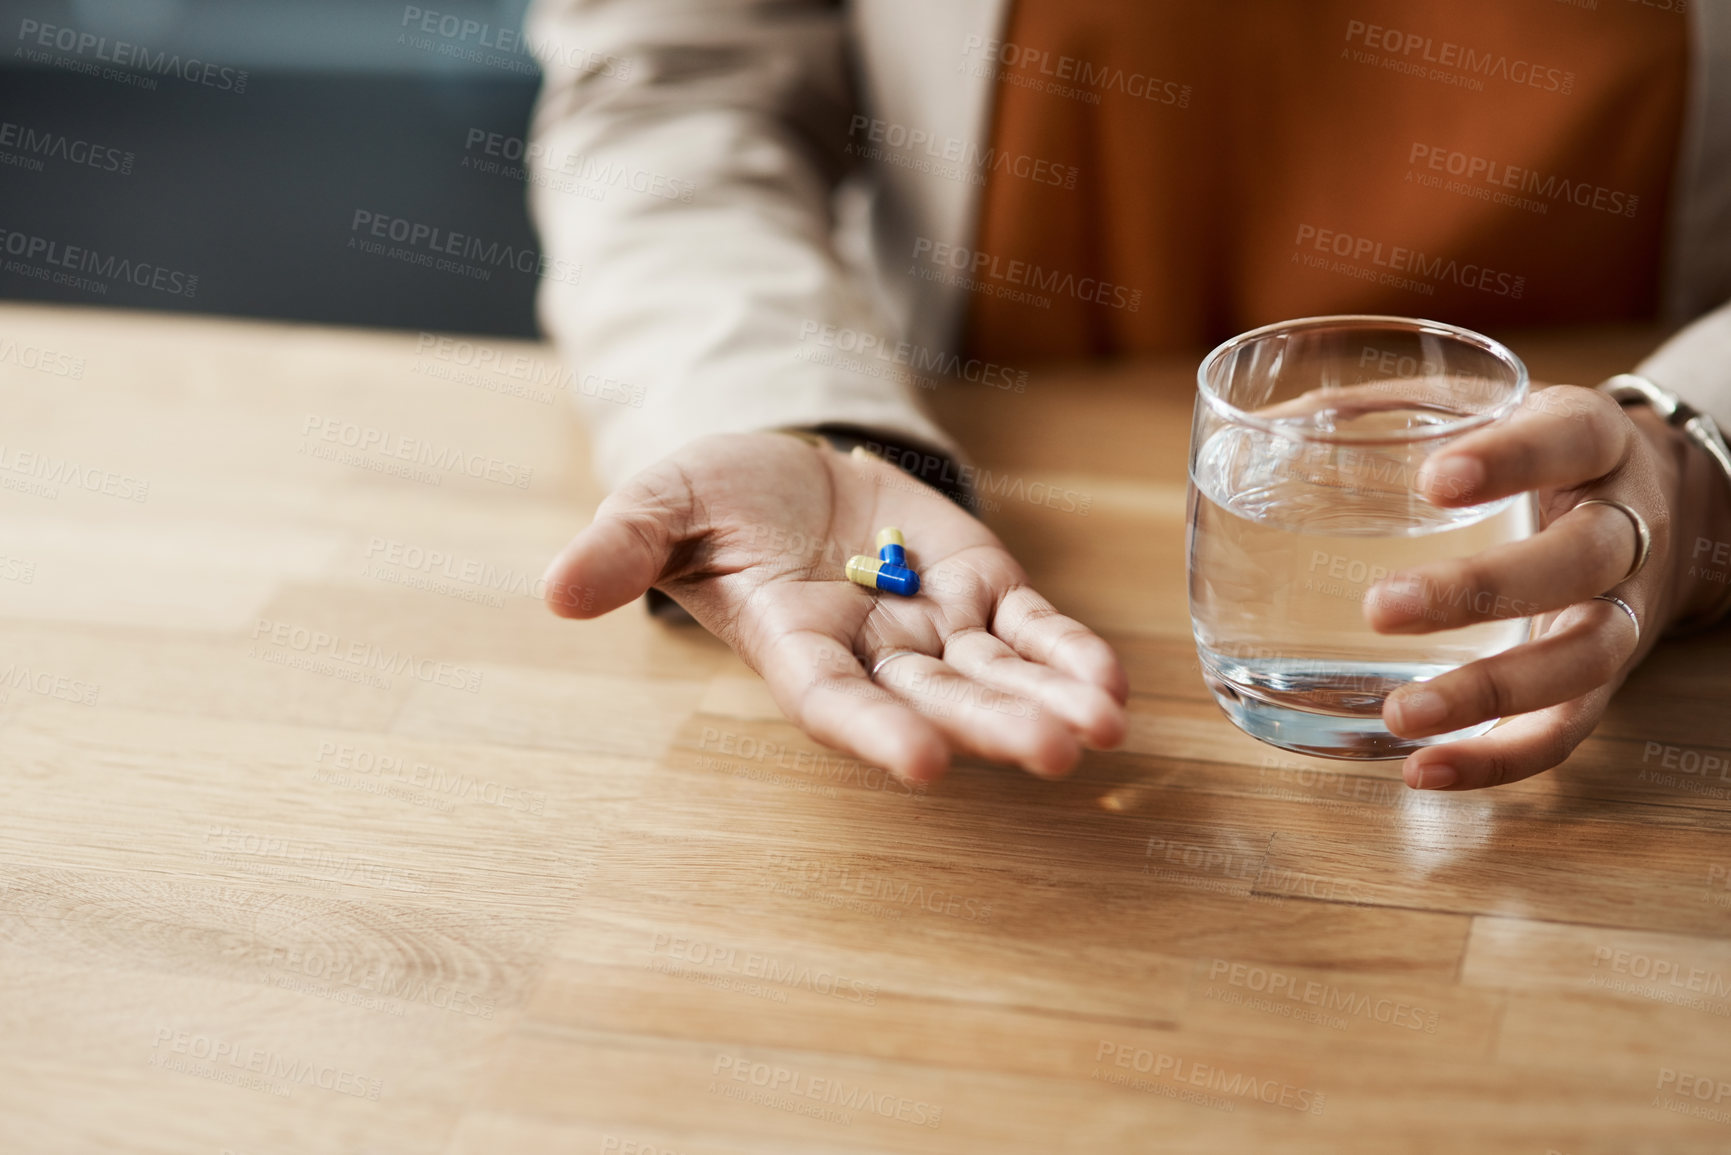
[1187,316,1536,759]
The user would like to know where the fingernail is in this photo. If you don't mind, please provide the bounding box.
[1405,763,1458,790]
[1370,576,1426,619]
[1390,688,1448,733]
[1417,456,1484,501]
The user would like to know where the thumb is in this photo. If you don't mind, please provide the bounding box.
[541,473,691,618]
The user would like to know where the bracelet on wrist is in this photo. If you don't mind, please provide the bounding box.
[1598,373,1731,632]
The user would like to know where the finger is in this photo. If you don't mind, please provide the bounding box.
[991,585,1130,704]
[542,467,693,618]
[1415,386,1630,507]
[1383,599,1638,739]
[870,652,1084,778]
[1365,500,1641,633]
[941,626,1128,749]
[755,629,952,785]
[1398,689,1610,790]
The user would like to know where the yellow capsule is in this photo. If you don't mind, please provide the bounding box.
[845,554,920,597]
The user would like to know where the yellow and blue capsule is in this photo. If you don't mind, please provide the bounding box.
[846,554,920,597]
[876,526,907,567]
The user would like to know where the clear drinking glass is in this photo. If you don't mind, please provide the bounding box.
[1187,315,1536,759]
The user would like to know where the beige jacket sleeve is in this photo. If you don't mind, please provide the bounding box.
[523,0,960,489]
[1638,298,1731,426]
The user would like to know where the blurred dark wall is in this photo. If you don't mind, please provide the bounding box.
[0,3,544,336]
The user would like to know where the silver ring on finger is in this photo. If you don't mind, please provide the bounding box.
[1592,593,1640,644]
[869,649,922,681]
[1572,498,1651,584]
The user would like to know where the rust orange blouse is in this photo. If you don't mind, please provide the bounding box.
[963,0,1690,361]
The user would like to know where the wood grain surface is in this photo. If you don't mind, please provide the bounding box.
[1,304,1728,1154]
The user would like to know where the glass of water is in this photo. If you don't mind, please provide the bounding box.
[1187,315,1536,759]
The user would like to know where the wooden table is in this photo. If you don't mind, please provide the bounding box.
[2,304,1728,1154]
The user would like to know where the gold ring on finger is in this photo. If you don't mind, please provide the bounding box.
[1573,498,1651,584]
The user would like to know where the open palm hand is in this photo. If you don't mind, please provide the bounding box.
[542,432,1129,784]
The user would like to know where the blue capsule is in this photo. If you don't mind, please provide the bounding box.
[846,554,920,597]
